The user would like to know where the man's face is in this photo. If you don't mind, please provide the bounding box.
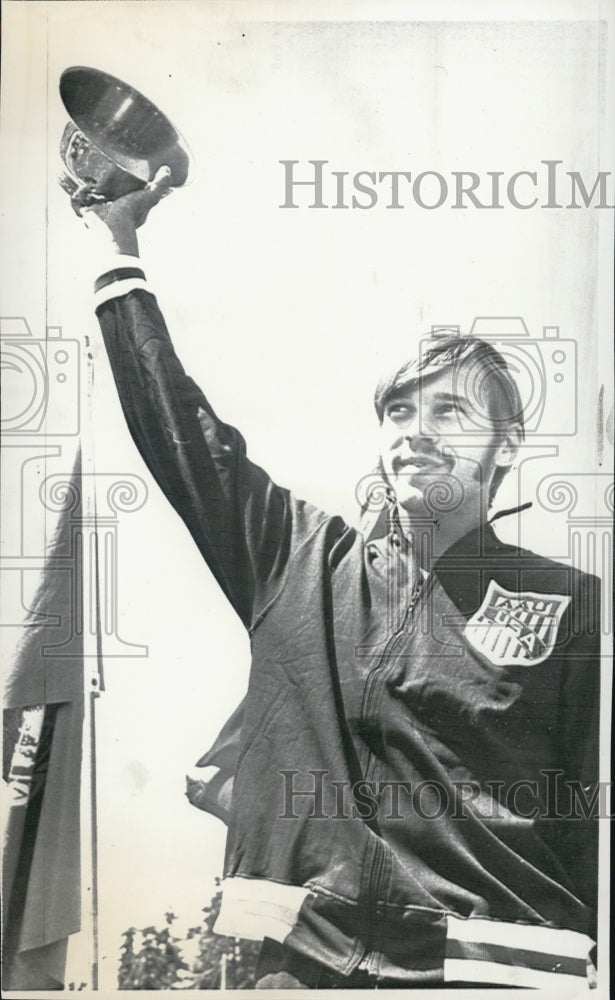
[379,366,506,519]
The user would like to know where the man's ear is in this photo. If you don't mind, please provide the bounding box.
[493,423,522,469]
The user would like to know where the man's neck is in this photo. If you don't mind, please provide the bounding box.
[399,503,488,565]
[430,511,486,560]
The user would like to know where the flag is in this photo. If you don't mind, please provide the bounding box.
[2,450,98,990]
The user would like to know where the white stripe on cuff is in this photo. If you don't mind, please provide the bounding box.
[94,276,148,308]
[444,958,591,990]
[446,914,593,959]
[215,876,310,943]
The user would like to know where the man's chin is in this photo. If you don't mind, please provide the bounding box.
[392,472,455,516]
[392,485,432,516]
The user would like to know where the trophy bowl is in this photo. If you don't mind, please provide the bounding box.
[59,66,190,209]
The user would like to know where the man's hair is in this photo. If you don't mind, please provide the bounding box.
[374,333,526,506]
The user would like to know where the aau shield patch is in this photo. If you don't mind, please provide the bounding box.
[464,581,570,667]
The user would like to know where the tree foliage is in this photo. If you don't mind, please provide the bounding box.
[118,881,260,990]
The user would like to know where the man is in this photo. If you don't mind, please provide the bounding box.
[77,170,599,989]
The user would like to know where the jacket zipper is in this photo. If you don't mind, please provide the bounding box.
[358,572,435,976]
[359,573,433,781]
[360,837,388,977]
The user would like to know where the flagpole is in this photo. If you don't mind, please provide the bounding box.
[81,334,102,990]
[65,335,102,990]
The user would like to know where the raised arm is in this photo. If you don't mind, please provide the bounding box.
[81,171,331,629]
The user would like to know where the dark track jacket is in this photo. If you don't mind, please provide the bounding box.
[95,266,600,989]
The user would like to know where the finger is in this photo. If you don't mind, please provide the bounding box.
[71,194,87,218]
[152,164,172,185]
[146,165,173,201]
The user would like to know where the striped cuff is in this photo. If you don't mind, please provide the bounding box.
[94,255,148,307]
[444,915,594,989]
[216,876,310,943]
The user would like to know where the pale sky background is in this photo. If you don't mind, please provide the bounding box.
[1,1,613,995]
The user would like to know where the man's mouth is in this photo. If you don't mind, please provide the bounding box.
[394,456,450,474]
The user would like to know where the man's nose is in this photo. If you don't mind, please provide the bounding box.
[402,413,439,449]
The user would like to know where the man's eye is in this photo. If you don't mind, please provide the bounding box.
[436,402,462,417]
[387,404,411,420]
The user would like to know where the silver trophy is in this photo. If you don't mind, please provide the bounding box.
[59,66,190,210]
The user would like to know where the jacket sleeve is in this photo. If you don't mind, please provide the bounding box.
[95,281,329,629]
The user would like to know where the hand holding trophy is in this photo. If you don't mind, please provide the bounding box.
[58,66,190,214]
